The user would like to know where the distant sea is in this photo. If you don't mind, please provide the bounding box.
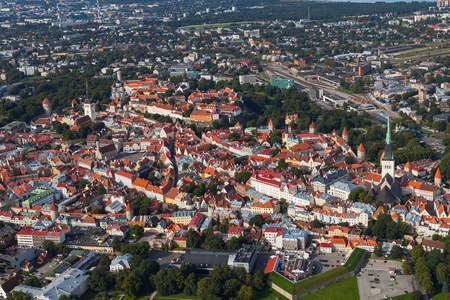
[322,0,436,2]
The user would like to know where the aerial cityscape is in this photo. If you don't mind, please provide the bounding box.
[1,0,450,299]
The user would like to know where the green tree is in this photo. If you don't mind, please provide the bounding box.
[402,261,413,275]
[248,215,264,228]
[183,273,197,296]
[223,278,242,298]
[23,276,41,288]
[252,271,266,290]
[96,185,106,195]
[238,285,255,300]
[278,159,287,170]
[6,292,32,300]
[280,198,288,213]
[411,244,425,263]
[121,270,144,297]
[98,254,111,267]
[436,263,450,285]
[390,245,402,259]
[186,229,202,248]
[88,266,115,292]
[130,225,144,239]
[235,171,252,183]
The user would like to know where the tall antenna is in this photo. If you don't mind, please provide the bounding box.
[86,81,90,102]
[308,7,310,20]
[97,0,100,20]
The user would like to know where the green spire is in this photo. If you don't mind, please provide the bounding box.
[386,116,391,145]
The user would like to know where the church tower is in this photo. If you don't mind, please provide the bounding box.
[83,82,96,121]
[42,97,52,117]
[268,119,274,132]
[50,202,59,221]
[126,203,133,221]
[381,117,395,179]
[435,168,442,186]
[309,122,316,134]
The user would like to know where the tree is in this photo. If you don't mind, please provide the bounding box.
[390,245,402,259]
[186,229,202,248]
[112,236,121,251]
[373,244,382,257]
[23,276,41,288]
[252,271,266,290]
[121,242,150,258]
[96,185,106,195]
[6,292,32,300]
[277,159,287,170]
[121,270,144,297]
[223,279,242,298]
[183,273,197,296]
[436,263,450,285]
[238,285,255,300]
[280,198,288,213]
[235,171,252,183]
[98,254,110,267]
[402,261,413,275]
[88,266,115,292]
[411,244,425,263]
[420,273,435,296]
[248,215,264,228]
[130,225,144,239]
[345,156,355,164]
[43,240,56,254]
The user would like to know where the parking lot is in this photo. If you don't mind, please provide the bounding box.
[312,250,348,274]
[357,259,414,300]
[148,252,181,270]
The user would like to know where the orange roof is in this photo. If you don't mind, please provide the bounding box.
[42,97,51,104]
[392,212,399,218]
[126,203,132,211]
[405,161,411,169]
[342,128,348,136]
[357,143,365,152]
[50,202,57,210]
[310,122,315,128]
[268,119,273,125]
[436,168,442,179]
[71,99,77,105]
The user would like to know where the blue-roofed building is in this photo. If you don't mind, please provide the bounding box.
[172,211,196,225]
[110,253,132,273]
[311,169,348,193]
[13,268,89,300]
[329,179,359,200]
[282,229,309,250]
[106,200,125,214]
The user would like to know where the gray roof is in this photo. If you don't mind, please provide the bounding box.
[14,268,89,300]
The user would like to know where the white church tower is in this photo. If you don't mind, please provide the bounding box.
[381,117,395,179]
[84,82,96,121]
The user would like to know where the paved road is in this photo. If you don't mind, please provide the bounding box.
[391,48,450,65]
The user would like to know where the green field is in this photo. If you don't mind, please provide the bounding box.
[388,291,422,300]
[256,286,289,300]
[294,266,349,294]
[432,292,450,300]
[268,272,295,294]
[344,248,366,272]
[298,276,359,300]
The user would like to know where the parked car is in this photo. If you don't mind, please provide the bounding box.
[374,278,380,282]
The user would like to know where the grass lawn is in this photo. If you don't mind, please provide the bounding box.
[268,272,295,294]
[388,291,422,300]
[112,296,121,300]
[256,285,289,300]
[258,71,269,79]
[432,293,450,300]
[172,247,186,251]
[298,276,359,300]
[154,292,198,299]
[294,266,349,294]
[344,248,366,272]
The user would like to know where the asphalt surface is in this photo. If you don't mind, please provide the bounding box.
[357,259,413,300]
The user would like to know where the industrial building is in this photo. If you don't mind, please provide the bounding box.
[270,75,294,89]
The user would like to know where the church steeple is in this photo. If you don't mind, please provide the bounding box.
[381,116,395,179]
[383,116,394,160]
[84,81,91,104]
